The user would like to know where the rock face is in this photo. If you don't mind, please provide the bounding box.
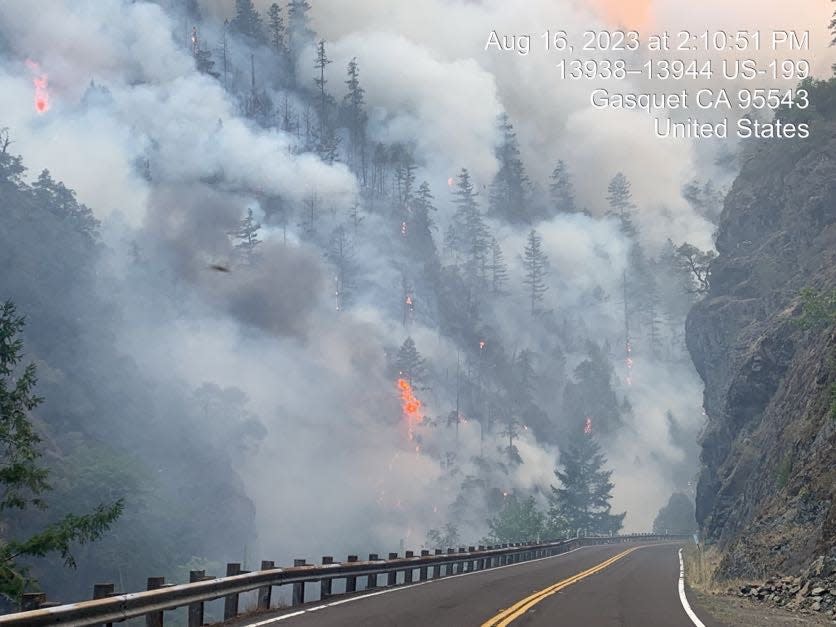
[686,93,836,578]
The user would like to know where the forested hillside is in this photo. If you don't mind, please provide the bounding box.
[0,0,733,602]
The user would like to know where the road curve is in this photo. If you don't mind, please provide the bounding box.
[225,542,723,627]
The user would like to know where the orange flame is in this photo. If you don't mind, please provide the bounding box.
[397,378,422,422]
[25,60,50,114]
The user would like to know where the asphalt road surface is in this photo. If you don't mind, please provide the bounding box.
[226,542,725,627]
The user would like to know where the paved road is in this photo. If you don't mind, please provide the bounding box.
[227,542,725,627]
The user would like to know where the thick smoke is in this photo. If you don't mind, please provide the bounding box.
[2,0,828,587]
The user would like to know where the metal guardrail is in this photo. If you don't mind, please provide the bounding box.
[1,533,691,626]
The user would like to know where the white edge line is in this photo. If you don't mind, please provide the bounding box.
[678,548,707,627]
[241,543,605,626]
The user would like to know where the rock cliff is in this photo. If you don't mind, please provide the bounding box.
[686,79,836,578]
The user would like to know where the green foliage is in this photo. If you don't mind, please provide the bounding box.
[425,523,460,549]
[229,0,265,42]
[796,287,836,330]
[547,431,625,536]
[562,342,622,435]
[486,494,545,544]
[0,302,48,512]
[0,302,121,602]
[775,453,793,489]
[652,493,697,534]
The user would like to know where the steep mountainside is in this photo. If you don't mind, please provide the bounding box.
[687,80,836,578]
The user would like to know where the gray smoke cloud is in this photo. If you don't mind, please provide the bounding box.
[5,0,824,573]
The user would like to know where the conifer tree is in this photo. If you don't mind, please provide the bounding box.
[313,39,333,117]
[231,208,262,264]
[287,0,314,54]
[488,237,508,295]
[395,337,428,387]
[0,302,122,601]
[343,58,368,181]
[489,114,530,223]
[547,428,625,536]
[549,160,576,214]
[326,225,356,311]
[452,168,490,284]
[266,3,287,56]
[562,342,622,435]
[229,0,265,43]
[521,229,549,316]
[606,173,637,238]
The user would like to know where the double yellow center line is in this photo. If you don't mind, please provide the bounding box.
[481,547,639,627]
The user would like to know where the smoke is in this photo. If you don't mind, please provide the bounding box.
[3,0,825,582]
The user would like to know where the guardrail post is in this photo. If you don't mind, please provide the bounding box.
[22,592,46,612]
[257,561,275,610]
[404,551,414,583]
[468,546,477,571]
[292,559,307,605]
[366,554,379,589]
[93,583,115,627]
[387,553,398,586]
[345,555,359,593]
[146,577,166,627]
[320,556,334,599]
[457,548,467,573]
[477,546,486,570]
[433,549,442,578]
[223,564,241,619]
[188,570,206,627]
[419,550,429,581]
[445,549,456,576]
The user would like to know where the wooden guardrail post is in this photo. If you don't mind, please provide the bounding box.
[21,592,46,612]
[188,570,206,627]
[345,555,358,593]
[366,554,379,589]
[257,561,275,610]
[432,549,442,578]
[387,553,398,586]
[292,559,306,606]
[419,550,429,581]
[93,583,115,627]
[320,556,334,599]
[146,577,166,627]
[404,551,414,583]
[223,564,242,619]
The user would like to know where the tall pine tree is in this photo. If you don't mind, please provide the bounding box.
[229,0,265,43]
[606,173,637,238]
[549,160,576,214]
[489,114,530,224]
[521,229,549,316]
[547,428,625,536]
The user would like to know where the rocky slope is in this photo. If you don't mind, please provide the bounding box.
[686,80,836,579]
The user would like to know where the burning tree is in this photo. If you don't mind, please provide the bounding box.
[547,428,625,537]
